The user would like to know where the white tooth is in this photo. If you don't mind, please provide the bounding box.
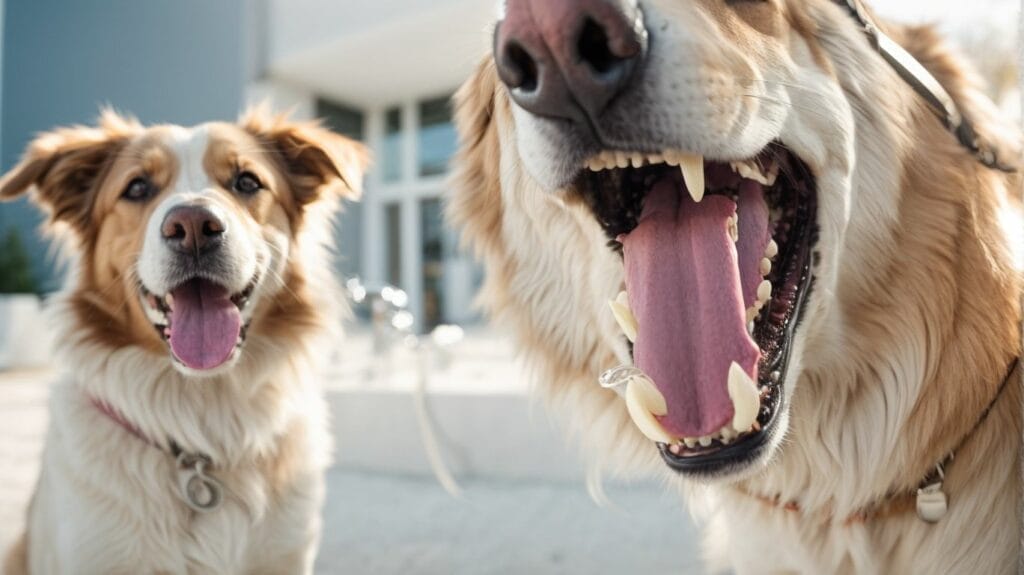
[663,151,680,166]
[683,437,697,449]
[608,291,638,343]
[647,153,664,165]
[765,240,778,259]
[757,280,772,304]
[728,362,760,433]
[615,152,629,169]
[745,306,758,323]
[629,155,643,168]
[679,154,705,203]
[720,425,736,441]
[760,258,772,276]
[747,320,755,334]
[727,214,739,243]
[699,436,712,447]
[624,374,676,444]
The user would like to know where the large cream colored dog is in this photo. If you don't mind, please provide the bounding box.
[448,1,1023,572]
[1,110,365,574]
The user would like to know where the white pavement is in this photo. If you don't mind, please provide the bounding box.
[0,329,703,574]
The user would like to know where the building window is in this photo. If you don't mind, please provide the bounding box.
[385,202,403,287]
[420,198,445,329]
[382,107,402,183]
[316,98,365,141]
[417,96,456,178]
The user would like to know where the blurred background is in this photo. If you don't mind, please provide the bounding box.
[0,1,1018,573]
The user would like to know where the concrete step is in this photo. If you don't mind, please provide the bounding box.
[325,327,590,482]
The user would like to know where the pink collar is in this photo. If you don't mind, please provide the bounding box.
[89,396,156,448]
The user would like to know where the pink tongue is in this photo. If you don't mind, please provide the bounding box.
[168,279,242,371]
[622,180,764,438]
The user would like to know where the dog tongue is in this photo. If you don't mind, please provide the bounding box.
[168,279,241,371]
[622,179,762,438]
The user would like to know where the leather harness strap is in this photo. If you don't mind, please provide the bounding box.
[833,0,1017,173]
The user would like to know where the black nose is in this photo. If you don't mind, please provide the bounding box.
[494,0,647,123]
[161,205,227,256]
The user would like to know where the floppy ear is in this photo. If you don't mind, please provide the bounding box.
[892,24,1023,171]
[0,110,139,233]
[446,58,507,262]
[241,107,369,205]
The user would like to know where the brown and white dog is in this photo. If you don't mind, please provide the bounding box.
[448,1,1023,572]
[0,109,366,574]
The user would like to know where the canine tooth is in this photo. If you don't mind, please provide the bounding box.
[679,154,705,203]
[699,436,712,447]
[624,374,676,444]
[760,258,772,276]
[728,362,760,433]
[757,280,772,304]
[608,291,638,343]
[765,240,778,259]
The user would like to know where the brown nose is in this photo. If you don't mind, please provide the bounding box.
[494,0,647,123]
[161,205,226,256]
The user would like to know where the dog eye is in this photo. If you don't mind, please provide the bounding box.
[233,171,263,195]
[121,177,156,202]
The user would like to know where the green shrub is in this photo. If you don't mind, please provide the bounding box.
[0,229,39,294]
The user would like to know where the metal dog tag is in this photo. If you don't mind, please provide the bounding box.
[915,482,947,523]
[177,453,223,513]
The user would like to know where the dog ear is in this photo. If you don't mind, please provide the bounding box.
[892,24,1023,172]
[240,106,369,205]
[446,58,506,262]
[0,110,139,233]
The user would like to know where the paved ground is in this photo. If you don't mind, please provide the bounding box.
[0,338,703,574]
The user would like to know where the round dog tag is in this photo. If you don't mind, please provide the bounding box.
[176,454,223,513]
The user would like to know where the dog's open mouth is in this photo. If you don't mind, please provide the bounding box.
[140,275,258,371]
[576,145,817,474]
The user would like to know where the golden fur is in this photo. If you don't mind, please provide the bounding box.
[447,1,1023,572]
[0,109,366,574]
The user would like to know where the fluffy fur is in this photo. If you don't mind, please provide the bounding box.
[447,1,1023,572]
[0,109,366,574]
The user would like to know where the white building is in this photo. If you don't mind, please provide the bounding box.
[249,0,496,332]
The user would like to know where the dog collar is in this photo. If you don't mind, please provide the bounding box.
[89,395,224,513]
[833,0,1016,174]
[739,357,1020,524]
